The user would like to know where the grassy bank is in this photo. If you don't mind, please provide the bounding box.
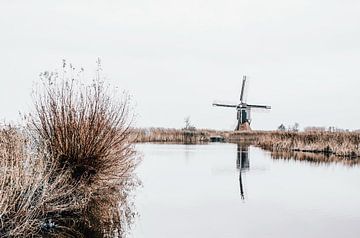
[0,67,139,237]
[134,128,360,160]
[252,131,360,159]
[134,128,231,143]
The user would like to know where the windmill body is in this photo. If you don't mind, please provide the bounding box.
[213,76,271,131]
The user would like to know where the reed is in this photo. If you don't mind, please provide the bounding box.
[254,131,360,158]
[0,126,87,237]
[134,127,230,143]
[0,65,139,237]
[27,70,139,237]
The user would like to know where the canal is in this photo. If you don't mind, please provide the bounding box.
[131,143,360,238]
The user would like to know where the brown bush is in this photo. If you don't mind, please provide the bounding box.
[0,63,139,237]
[25,67,139,237]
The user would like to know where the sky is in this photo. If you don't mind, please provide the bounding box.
[1,0,360,131]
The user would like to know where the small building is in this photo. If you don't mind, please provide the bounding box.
[209,135,225,142]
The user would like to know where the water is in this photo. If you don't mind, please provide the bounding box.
[131,143,360,238]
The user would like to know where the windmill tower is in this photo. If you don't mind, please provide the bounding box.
[213,76,271,131]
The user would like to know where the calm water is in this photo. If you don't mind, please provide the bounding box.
[131,143,360,238]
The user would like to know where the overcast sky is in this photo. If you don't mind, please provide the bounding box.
[1,0,360,130]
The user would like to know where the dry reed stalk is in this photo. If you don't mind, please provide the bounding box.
[0,126,88,237]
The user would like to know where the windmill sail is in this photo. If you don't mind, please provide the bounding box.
[247,104,271,109]
[212,103,237,108]
[239,76,246,102]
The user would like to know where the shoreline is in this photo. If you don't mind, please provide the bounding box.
[134,128,360,160]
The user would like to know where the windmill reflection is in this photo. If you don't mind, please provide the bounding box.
[236,144,250,200]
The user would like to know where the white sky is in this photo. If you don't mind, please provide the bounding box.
[1,0,360,130]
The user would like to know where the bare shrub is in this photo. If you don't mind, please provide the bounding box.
[25,64,139,237]
[29,70,135,181]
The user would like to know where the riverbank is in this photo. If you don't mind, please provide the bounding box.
[253,131,360,158]
[134,127,231,143]
[135,128,360,160]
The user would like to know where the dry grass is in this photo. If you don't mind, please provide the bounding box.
[0,126,88,237]
[29,72,135,182]
[134,127,230,143]
[254,131,360,158]
[0,65,139,237]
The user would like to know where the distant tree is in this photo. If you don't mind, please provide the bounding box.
[184,117,191,129]
[184,116,195,131]
[289,122,300,132]
[277,124,286,131]
[292,122,300,132]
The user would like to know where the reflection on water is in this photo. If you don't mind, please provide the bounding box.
[235,145,360,201]
[271,150,360,166]
[132,143,360,238]
[236,144,249,200]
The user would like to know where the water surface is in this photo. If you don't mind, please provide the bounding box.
[131,143,360,238]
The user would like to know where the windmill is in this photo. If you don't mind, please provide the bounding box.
[213,76,271,131]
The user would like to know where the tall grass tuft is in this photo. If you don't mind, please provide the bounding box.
[29,70,135,183]
[25,66,139,237]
